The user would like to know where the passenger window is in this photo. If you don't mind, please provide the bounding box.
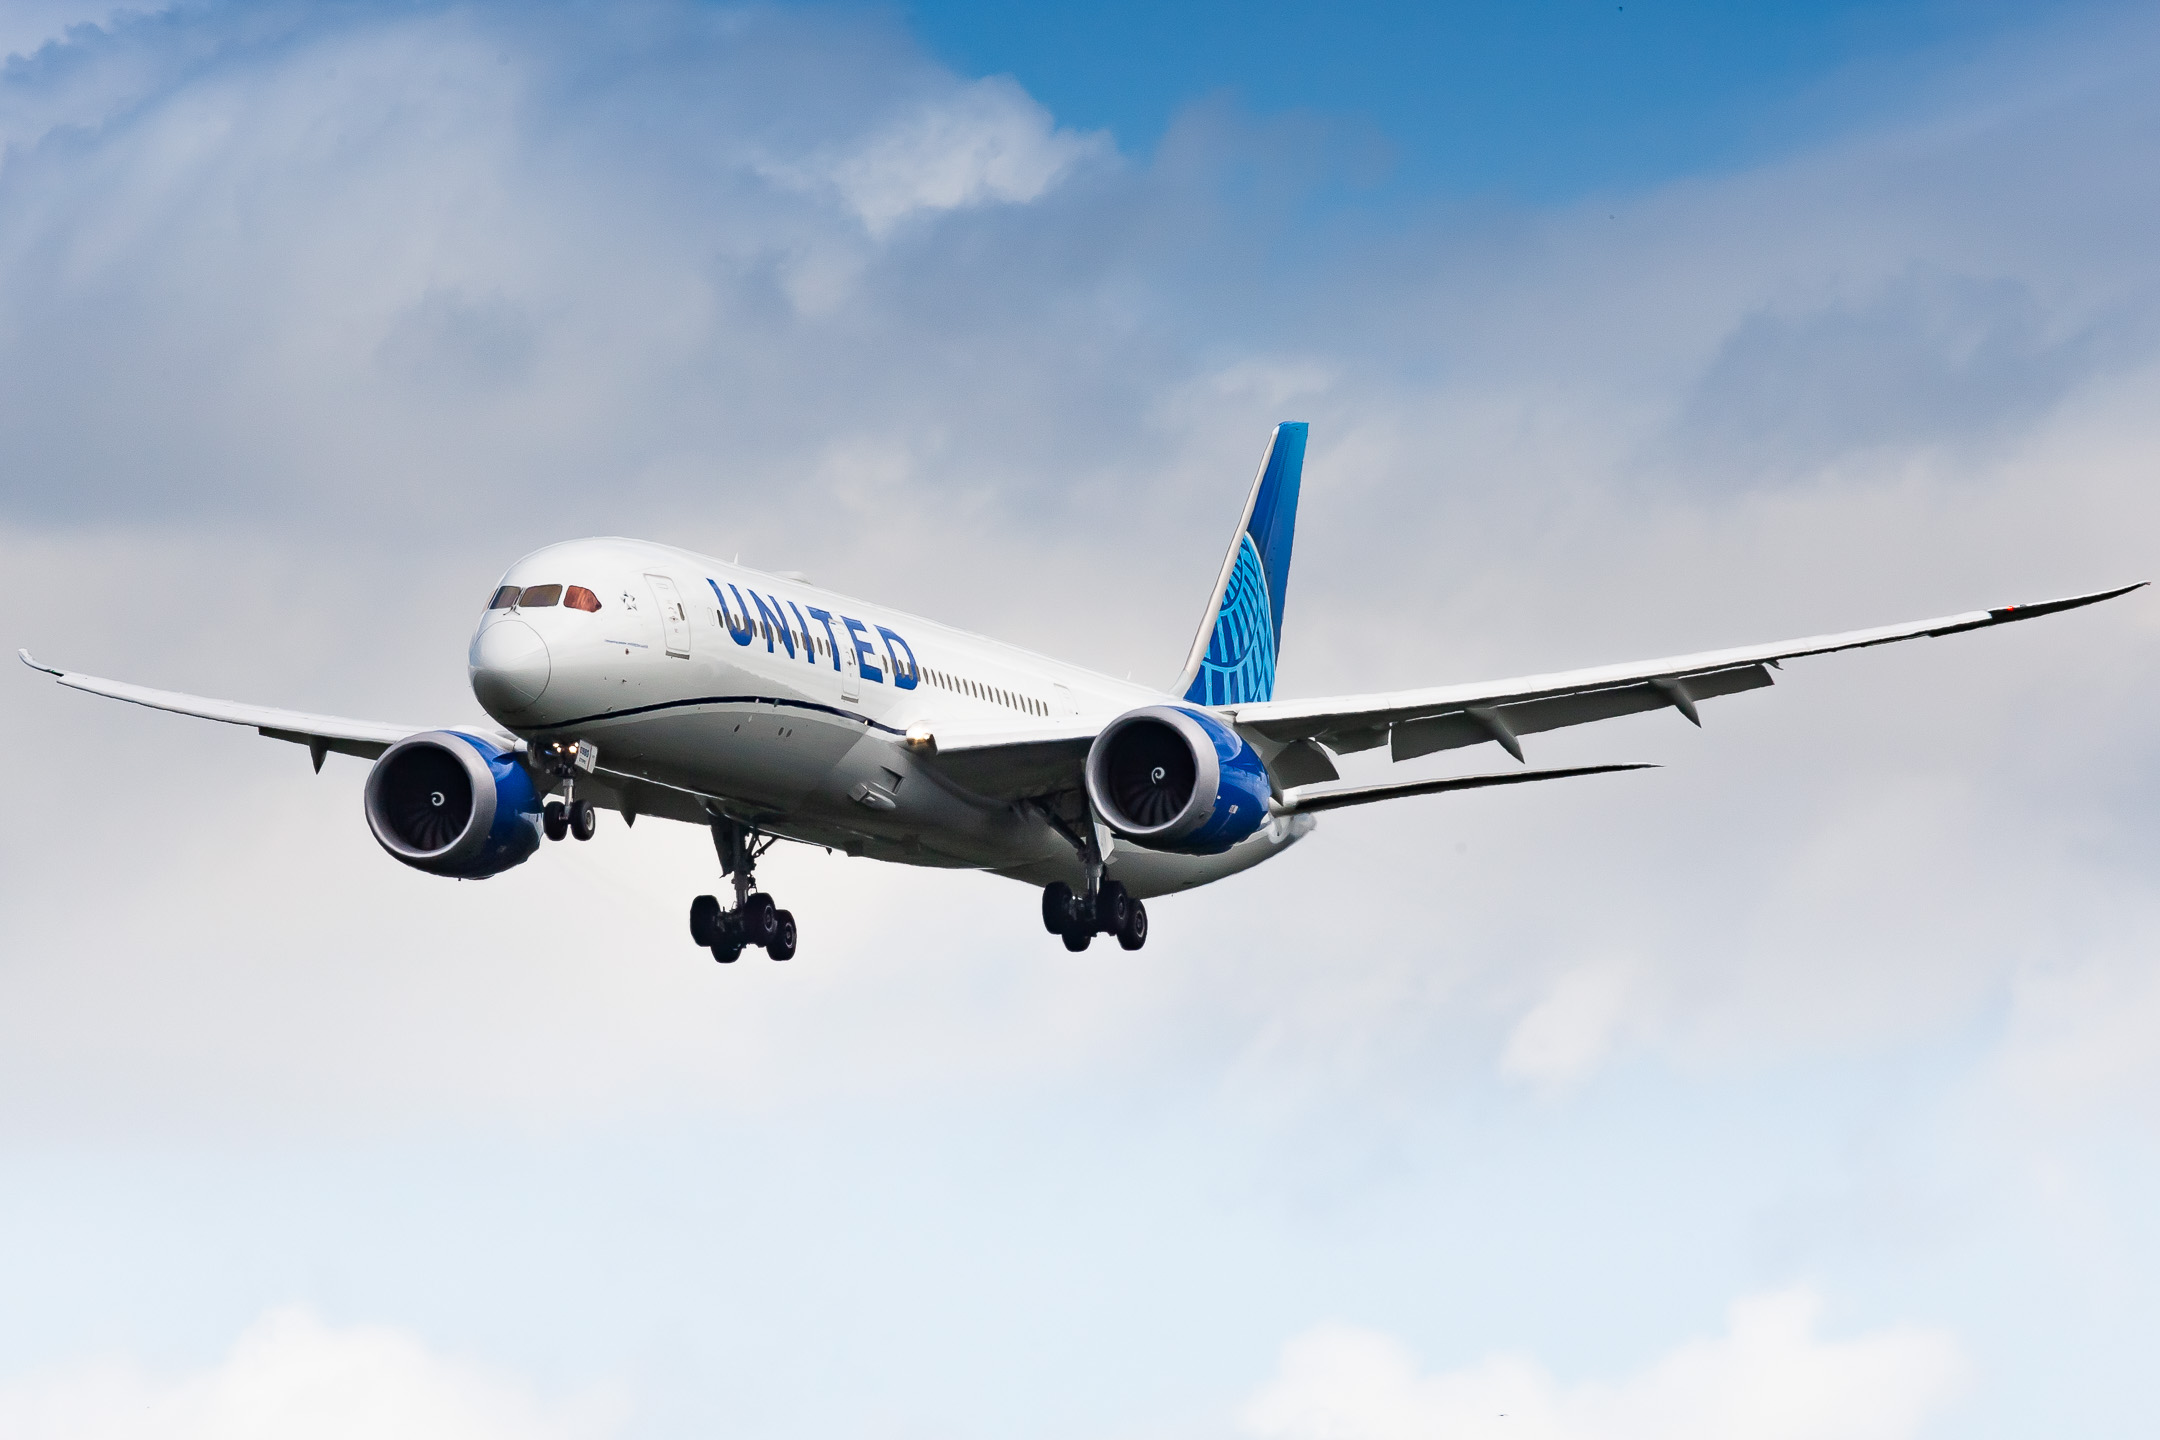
[489,585,521,609]
[564,586,602,613]
[520,584,562,608]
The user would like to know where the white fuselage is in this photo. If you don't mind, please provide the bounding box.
[467,538,1310,899]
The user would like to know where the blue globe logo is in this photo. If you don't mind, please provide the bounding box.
[1191,535,1276,706]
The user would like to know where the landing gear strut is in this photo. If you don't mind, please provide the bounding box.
[689,818,798,963]
[1035,805,1149,952]
[537,739,598,843]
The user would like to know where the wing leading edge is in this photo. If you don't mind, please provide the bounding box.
[1225,583,2146,762]
[19,649,468,770]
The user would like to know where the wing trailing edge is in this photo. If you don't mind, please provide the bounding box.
[1278,762,1656,815]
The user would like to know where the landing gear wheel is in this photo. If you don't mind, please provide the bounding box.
[1062,928,1092,952]
[543,800,568,842]
[569,799,597,841]
[689,894,722,948]
[1042,881,1076,935]
[711,942,743,964]
[1095,880,1132,937]
[742,892,780,947]
[1117,899,1148,951]
[768,910,798,961]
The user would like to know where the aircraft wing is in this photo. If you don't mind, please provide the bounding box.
[1224,583,2145,763]
[18,649,484,768]
[919,718,1102,800]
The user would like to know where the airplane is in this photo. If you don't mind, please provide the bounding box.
[20,423,2144,962]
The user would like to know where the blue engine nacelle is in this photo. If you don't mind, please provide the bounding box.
[1084,705,1272,855]
[363,730,541,878]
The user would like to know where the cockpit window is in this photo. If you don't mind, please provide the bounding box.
[488,585,521,609]
[519,584,562,608]
[564,586,602,613]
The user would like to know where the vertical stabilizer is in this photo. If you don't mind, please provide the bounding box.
[1177,422,1306,706]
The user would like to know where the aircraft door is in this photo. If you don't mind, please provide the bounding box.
[647,574,691,658]
[840,635,861,702]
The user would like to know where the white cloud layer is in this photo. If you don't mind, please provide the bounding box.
[0,1308,620,1440]
[1242,1290,1967,1440]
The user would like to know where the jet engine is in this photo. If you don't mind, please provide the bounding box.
[363,731,541,878]
[1084,705,1272,855]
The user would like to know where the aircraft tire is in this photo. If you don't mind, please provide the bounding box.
[543,800,568,841]
[689,894,722,948]
[742,892,780,946]
[769,910,798,961]
[711,942,743,964]
[1041,882,1075,934]
[1062,928,1092,952]
[1117,900,1148,951]
[569,800,597,841]
[1096,880,1131,936]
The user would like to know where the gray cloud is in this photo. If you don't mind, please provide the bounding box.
[1673,266,2135,481]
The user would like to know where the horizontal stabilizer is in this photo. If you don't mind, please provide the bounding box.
[1279,762,1656,814]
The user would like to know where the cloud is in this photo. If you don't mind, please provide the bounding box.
[754,74,1109,237]
[0,1307,621,1440]
[1241,1290,1967,1440]
[1671,265,2132,481]
[1500,956,1644,1088]
[0,2,156,61]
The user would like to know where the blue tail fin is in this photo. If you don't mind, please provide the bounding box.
[1178,422,1306,706]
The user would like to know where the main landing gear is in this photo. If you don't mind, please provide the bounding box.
[690,818,798,963]
[1042,879,1148,952]
[1030,800,1149,953]
[537,739,599,843]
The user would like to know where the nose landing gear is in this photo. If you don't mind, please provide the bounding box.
[690,819,798,963]
[542,798,597,842]
[538,740,599,842]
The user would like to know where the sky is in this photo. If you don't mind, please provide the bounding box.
[1,2,2157,1437]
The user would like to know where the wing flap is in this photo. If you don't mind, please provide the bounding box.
[1391,663,1774,761]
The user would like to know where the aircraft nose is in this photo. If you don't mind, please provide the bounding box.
[470,618,551,715]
